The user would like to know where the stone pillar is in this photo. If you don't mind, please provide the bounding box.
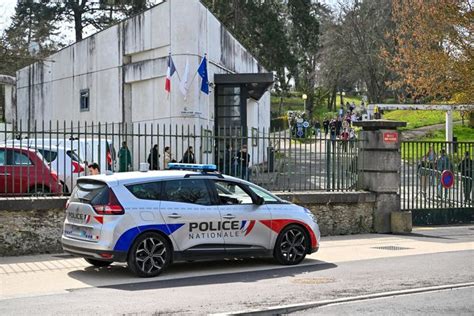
[353,120,407,233]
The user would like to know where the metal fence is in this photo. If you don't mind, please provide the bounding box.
[401,141,474,212]
[0,120,359,196]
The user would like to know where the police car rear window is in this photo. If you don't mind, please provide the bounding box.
[70,180,107,203]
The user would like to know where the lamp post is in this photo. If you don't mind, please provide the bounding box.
[302,94,308,116]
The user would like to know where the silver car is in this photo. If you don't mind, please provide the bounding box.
[61,164,320,277]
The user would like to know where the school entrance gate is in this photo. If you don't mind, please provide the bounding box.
[400,140,474,225]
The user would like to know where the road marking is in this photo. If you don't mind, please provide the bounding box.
[214,283,474,316]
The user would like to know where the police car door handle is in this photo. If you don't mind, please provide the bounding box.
[168,213,181,219]
[223,214,235,219]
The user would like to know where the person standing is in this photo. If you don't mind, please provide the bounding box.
[147,144,160,170]
[314,120,321,137]
[329,118,337,141]
[118,141,132,172]
[236,144,250,181]
[180,146,195,163]
[163,146,175,169]
[458,152,473,202]
[323,118,330,138]
[335,116,342,136]
[88,162,100,175]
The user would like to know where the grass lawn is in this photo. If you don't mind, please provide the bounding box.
[384,110,462,130]
[422,125,474,142]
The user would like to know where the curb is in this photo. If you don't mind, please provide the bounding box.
[213,282,474,315]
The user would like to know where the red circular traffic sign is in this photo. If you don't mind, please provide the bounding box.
[440,170,454,189]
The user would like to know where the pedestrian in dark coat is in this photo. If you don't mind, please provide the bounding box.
[180,146,195,164]
[459,151,473,202]
[147,144,160,170]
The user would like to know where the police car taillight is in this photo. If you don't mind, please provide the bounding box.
[92,188,124,215]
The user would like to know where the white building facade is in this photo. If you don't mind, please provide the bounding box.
[12,0,273,168]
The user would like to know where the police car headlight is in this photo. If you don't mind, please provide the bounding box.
[304,208,318,224]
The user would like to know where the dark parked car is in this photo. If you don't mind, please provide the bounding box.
[0,146,63,196]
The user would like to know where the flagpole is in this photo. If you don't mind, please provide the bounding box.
[168,1,172,127]
[206,12,210,128]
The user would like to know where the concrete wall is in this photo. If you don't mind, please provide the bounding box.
[13,0,271,167]
[0,192,375,256]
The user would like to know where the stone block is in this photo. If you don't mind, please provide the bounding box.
[374,193,401,233]
[358,151,401,173]
[358,172,400,193]
[391,211,412,233]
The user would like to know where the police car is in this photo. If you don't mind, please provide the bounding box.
[62,164,320,277]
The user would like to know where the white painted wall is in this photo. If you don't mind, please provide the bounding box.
[13,0,271,167]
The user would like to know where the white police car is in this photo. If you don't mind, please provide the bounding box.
[62,164,320,277]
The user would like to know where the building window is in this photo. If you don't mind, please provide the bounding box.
[203,129,213,153]
[252,128,258,147]
[80,89,90,111]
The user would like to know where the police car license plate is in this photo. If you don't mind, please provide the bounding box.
[64,224,95,240]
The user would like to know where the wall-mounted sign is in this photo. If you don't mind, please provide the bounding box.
[383,132,398,143]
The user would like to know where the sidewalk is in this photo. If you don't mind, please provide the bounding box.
[1,225,473,300]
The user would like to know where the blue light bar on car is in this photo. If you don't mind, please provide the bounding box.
[168,163,217,172]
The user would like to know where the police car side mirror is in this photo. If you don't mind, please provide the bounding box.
[254,196,265,205]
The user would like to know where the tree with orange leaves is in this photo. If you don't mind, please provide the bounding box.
[386,0,473,104]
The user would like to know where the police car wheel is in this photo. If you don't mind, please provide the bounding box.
[84,258,113,267]
[274,225,308,265]
[128,232,171,277]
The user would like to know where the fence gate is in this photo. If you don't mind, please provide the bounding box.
[401,140,474,225]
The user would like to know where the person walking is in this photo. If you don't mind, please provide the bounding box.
[458,151,473,202]
[147,144,160,170]
[118,141,132,172]
[180,146,195,164]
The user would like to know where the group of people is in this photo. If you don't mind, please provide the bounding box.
[85,140,252,181]
[146,144,195,170]
[86,141,197,174]
[418,147,472,202]
[320,102,363,143]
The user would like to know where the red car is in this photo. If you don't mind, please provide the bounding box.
[0,146,63,196]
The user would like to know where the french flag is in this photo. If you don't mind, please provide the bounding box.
[165,54,176,93]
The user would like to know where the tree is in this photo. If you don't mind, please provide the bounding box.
[0,1,63,76]
[287,0,323,118]
[202,0,296,98]
[386,0,473,103]
[59,0,153,42]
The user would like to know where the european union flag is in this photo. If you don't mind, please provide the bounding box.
[197,56,209,94]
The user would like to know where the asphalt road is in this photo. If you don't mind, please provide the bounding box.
[0,226,473,315]
[296,287,474,315]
